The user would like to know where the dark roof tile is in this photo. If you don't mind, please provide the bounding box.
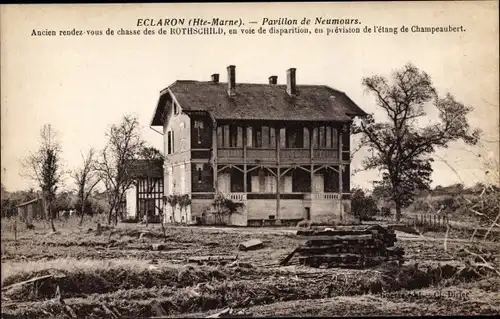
[126,159,163,179]
[152,81,367,126]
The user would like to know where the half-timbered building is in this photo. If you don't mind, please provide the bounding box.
[124,159,164,222]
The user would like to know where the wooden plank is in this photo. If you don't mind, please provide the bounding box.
[1,274,57,291]
[280,247,299,266]
[238,239,264,251]
[301,234,374,241]
[188,255,237,262]
[298,230,373,236]
[276,125,281,220]
[297,245,381,252]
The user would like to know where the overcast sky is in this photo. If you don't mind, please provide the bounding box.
[1,2,498,192]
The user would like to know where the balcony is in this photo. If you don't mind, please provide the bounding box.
[226,192,247,202]
[312,149,339,162]
[281,149,310,162]
[217,147,340,164]
[309,193,341,200]
[217,148,243,160]
[248,149,276,162]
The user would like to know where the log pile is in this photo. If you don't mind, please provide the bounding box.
[282,225,405,268]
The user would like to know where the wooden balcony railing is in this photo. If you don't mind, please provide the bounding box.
[218,148,243,159]
[311,193,341,200]
[281,149,310,161]
[313,149,339,160]
[227,193,247,202]
[217,148,341,163]
[247,148,276,161]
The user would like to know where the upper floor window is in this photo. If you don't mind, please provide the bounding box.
[217,124,243,148]
[180,122,185,139]
[314,126,338,149]
[251,125,275,148]
[173,101,179,115]
[167,130,174,154]
[196,164,203,183]
[194,120,204,145]
[286,126,305,148]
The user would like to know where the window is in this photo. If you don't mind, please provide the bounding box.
[196,164,203,183]
[251,126,274,148]
[217,124,240,148]
[254,128,262,148]
[229,125,238,147]
[172,131,175,153]
[180,122,185,139]
[314,126,338,149]
[167,131,172,154]
[173,101,179,115]
[286,126,304,148]
[194,120,204,145]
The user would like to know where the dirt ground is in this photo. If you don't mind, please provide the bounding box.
[1,221,499,318]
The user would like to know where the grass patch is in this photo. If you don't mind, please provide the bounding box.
[2,260,497,318]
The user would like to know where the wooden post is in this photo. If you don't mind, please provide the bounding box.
[338,126,343,220]
[243,124,247,193]
[310,125,314,195]
[276,124,281,220]
[212,121,218,192]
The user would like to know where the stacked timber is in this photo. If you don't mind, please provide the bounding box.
[284,225,404,268]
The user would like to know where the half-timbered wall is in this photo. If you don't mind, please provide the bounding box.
[136,177,164,220]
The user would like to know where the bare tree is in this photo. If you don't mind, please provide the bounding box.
[353,64,481,222]
[71,148,100,225]
[20,124,64,231]
[96,115,144,225]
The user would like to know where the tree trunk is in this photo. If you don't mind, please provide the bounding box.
[107,206,113,225]
[395,201,402,223]
[79,210,85,226]
[78,196,85,226]
[49,203,56,232]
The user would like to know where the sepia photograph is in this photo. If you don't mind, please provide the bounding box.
[1,1,499,318]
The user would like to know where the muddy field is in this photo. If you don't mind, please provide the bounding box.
[1,222,500,318]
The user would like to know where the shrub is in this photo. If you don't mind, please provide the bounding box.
[351,188,379,221]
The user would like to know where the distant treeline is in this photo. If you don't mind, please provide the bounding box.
[1,185,110,218]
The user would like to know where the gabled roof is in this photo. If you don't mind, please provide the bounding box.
[151,80,367,126]
[17,198,42,208]
[126,159,163,179]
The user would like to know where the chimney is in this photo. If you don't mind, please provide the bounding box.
[211,73,219,83]
[227,65,236,96]
[286,68,296,96]
[268,76,278,85]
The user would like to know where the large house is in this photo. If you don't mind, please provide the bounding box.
[150,65,367,226]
